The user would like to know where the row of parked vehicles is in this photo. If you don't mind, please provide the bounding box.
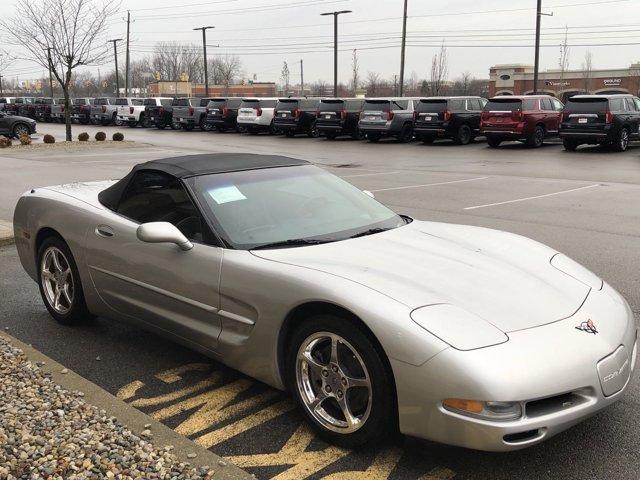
[2,93,640,151]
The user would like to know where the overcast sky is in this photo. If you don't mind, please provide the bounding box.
[3,0,640,85]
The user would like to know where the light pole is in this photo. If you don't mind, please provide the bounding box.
[533,1,553,94]
[0,75,3,96]
[107,39,123,97]
[321,10,352,97]
[194,26,214,96]
[399,0,408,96]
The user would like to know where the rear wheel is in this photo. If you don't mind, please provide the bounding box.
[367,133,380,143]
[325,133,337,140]
[563,138,579,151]
[352,128,365,140]
[397,124,414,143]
[308,121,320,138]
[455,124,472,145]
[156,121,167,130]
[37,236,93,325]
[200,116,212,131]
[487,136,502,148]
[421,136,435,144]
[184,124,195,131]
[612,127,630,152]
[128,120,138,128]
[526,125,545,148]
[170,120,182,130]
[217,127,227,133]
[287,314,396,448]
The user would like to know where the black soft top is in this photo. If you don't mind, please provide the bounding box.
[98,153,309,209]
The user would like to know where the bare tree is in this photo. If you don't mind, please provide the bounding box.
[365,71,381,96]
[215,55,243,92]
[310,80,329,96]
[1,0,118,140]
[280,61,290,94]
[429,42,448,95]
[350,49,360,95]
[151,42,203,84]
[558,25,570,87]
[452,71,473,95]
[581,50,593,93]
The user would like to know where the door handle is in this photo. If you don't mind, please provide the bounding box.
[95,225,114,238]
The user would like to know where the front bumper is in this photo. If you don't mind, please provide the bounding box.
[393,282,637,451]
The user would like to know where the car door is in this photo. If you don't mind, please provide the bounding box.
[632,97,640,138]
[0,113,9,135]
[86,170,224,351]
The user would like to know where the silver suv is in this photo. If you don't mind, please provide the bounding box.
[358,97,420,143]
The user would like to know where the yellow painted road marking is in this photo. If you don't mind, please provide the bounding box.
[228,423,350,480]
[321,447,403,479]
[196,399,296,448]
[116,380,145,401]
[418,467,456,480]
[155,362,212,383]
[131,376,220,408]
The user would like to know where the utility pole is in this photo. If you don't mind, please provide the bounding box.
[107,39,123,97]
[300,59,304,96]
[45,47,54,97]
[125,10,131,96]
[399,0,408,96]
[532,1,553,94]
[193,26,214,96]
[0,75,3,96]
[321,10,352,97]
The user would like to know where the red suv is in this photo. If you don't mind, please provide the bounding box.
[480,95,564,148]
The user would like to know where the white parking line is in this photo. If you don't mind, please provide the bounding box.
[342,171,402,178]
[464,183,601,210]
[371,176,489,192]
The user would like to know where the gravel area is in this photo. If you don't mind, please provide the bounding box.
[0,140,137,152]
[0,337,214,479]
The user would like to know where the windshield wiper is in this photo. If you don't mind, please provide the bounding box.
[251,238,332,250]
[348,227,394,239]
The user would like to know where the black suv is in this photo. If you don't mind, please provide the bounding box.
[149,98,181,130]
[358,98,418,143]
[273,98,321,137]
[316,98,365,140]
[205,97,242,132]
[559,94,640,152]
[414,96,487,144]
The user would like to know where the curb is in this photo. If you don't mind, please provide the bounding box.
[0,220,14,247]
[0,332,253,480]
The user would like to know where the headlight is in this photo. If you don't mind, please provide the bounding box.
[551,253,602,290]
[443,398,522,421]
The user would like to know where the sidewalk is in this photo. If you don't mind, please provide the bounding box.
[0,220,13,246]
[0,333,252,480]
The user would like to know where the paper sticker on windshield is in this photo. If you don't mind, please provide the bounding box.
[208,185,247,204]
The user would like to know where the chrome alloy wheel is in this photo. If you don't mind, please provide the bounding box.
[296,332,372,434]
[40,246,74,314]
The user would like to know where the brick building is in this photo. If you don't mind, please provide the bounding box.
[147,81,277,97]
[489,63,640,102]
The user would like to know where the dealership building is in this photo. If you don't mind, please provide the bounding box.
[147,81,277,97]
[489,63,640,101]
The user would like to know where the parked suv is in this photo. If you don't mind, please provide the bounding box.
[358,98,419,142]
[50,98,68,123]
[18,98,40,119]
[316,98,365,140]
[273,98,321,137]
[559,94,640,152]
[7,98,34,117]
[414,96,487,144]
[140,97,173,128]
[91,97,119,126]
[115,98,145,127]
[148,98,181,130]
[237,98,279,134]
[172,97,212,131]
[481,95,563,148]
[71,98,94,124]
[205,97,242,132]
[0,97,16,112]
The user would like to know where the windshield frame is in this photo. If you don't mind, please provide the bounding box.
[183,165,407,250]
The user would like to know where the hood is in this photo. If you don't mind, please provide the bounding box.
[252,221,591,333]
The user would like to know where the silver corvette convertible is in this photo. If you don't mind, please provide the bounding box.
[13,153,637,451]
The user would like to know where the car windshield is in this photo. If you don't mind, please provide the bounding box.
[186,165,406,250]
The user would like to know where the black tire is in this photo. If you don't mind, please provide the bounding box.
[352,128,366,140]
[128,121,138,128]
[171,120,182,130]
[285,131,296,138]
[156,122,167,130]
[307,121,320,138]
[325,133,337,140]
[286,314,397,448]
[184,124,195,131]
[454,124,472,145]
[36,236,93,325]
[217,127,227,133]
[563,138,579,151]
[487,136,502,148]
[421,136,435,144]
[397,124,414,143]
[11,123,31,139]
[612,127,630,152]
[367,133,380,143]
[526,125,545,148]
[199,116,212,131]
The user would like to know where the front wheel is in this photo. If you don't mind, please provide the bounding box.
[37,236,93,325]
[287,315,396,448]
[12,123,31,139]
[612,127,629,152]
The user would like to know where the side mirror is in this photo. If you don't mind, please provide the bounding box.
[136,222,193,251]
[363,190,375,198]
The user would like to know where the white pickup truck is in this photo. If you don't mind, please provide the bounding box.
[116,98,145,127]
